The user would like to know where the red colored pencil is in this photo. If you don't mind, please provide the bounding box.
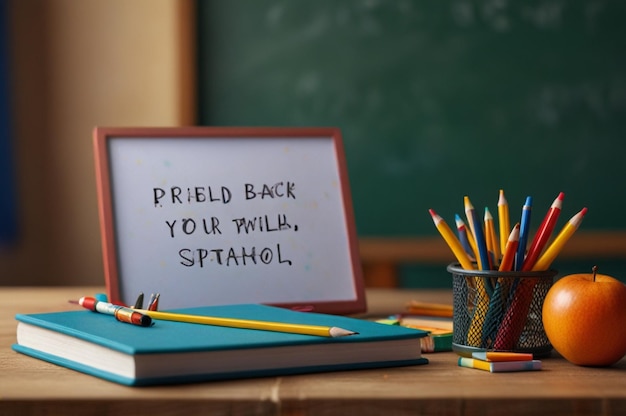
[521,192,564,271]
[498,223,520,272]
[494,207,587,350]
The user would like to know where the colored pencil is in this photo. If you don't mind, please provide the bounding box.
[497,189,510,254]
[455,214,476,259]
[514,196,533,271]
[531,207,587,271]
[494,207,588,349]
[464,196,490,271]
[458,214,479,259]
[498,223,520,272]
[484,207,500,268]
[463,198,493,344]
[136,309,357,338]
[522,192,564,271]
[406,301,453,318]
[480,224,521,346]
[429,209,475,270]
[467,205,497,344]
[467,277,490,347]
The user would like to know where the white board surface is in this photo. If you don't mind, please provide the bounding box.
[94,127,365,314]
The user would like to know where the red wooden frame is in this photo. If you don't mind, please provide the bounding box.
[93,126,366,314]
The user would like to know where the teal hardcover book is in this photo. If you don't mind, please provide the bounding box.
[13,304,427,386]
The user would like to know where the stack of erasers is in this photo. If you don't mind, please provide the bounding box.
[458,351,541,373]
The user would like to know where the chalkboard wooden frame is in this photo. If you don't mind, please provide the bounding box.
[93,126,365,314]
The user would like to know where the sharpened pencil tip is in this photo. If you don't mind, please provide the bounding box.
[329,327,358,337]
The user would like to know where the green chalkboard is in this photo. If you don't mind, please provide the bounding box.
[197,0,626,238]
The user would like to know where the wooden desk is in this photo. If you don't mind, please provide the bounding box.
[2,287,625,415]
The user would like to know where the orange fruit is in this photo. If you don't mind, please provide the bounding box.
[542,269,626,366]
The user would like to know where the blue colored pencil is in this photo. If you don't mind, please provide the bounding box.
[454,214,475,259]
[464,196,490,272]
[514,196,533,271]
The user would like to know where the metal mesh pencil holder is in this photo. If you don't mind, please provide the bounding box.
[447,263,557,358]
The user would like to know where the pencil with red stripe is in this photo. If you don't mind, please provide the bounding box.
[494,208,588,350]
[455,214,476,260]
[521,192,564,271]
[429,209,474,270]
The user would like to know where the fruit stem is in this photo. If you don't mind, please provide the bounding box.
[592,265,598,282]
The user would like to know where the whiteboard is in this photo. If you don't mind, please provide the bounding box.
[93,127,365,314]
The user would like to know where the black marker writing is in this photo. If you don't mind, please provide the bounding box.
[244,182,296,200]
[153,186,232,207]
[165,217,222,238]
[232,214,296,234]
[178,244,293,267]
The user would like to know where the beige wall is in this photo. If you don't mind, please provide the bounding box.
[1,0,195,285]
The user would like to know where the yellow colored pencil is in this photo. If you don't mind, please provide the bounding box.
[467,281,489,335]
[458,200,491,345]
[429,209,475,270]
[484,207,500,267]
[494,207,588,350]
[497,189,511,254]
[406,301,453,318]
[136,310,357,338]
[531,207,588,271]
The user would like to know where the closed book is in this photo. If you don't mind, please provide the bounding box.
[419,332,453,353]
[399,315,453,353]
[13,304,428,386]
[375,316,452,353]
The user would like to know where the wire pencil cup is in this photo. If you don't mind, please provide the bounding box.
[448,263,557,358]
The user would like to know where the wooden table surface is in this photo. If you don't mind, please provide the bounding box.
[1,286,625,416]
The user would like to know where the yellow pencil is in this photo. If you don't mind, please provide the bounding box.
[466,277,490,347]
[497,189,510,254]
[484,207,500,267]
[463,219,479,261]
[429,209,475,270]
[406,301,453,318]
[493,207,588,350]
[495,223,520,308]
[531,207,588,271]
[136,310,357,337]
